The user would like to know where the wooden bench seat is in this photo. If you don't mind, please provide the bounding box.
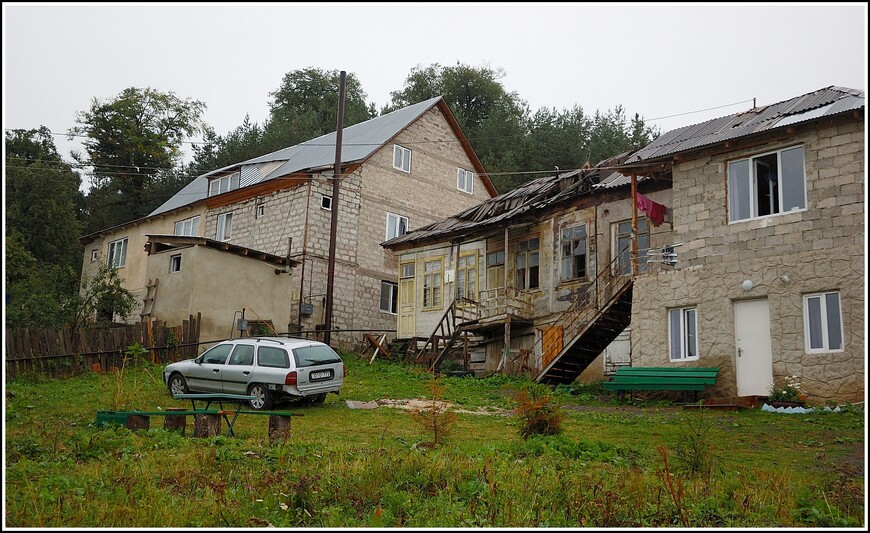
[602,367,720,400]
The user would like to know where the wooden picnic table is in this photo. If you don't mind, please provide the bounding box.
[173,393,256,437]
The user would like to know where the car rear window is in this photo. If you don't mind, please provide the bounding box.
[293,345,342,368]
[257,346,290,368]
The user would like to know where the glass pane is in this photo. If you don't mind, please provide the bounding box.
[175,221,183,235]
[380,282,391,311]
[191,217,200,235]
[686,309,696,357]
[202,344,232,364]
[780,146,806,212]
[210,180,219,196]
[669,309,682,359]
[401,263,415,278]
[825,293,842,350]
[529,265,539,289]
[728,159,751,221]
[387,216,397,239]
[259,347,290,368]
[293,345,341,367]
[398,217,407,235]
[391,285,398,314]
[394,146,401,168]
[807,296,823,349]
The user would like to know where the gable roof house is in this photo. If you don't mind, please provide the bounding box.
[80,96,497,348]
[382,154,675,382]
[383,85,864,405]
[617,85,865,404]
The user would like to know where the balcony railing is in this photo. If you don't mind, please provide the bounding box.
[475,286,535,322]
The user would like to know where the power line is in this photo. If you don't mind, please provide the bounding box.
[645,99,754,122]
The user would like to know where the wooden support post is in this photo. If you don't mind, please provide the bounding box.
[268,415,292,443]
[125,414,150,431]
[164,407,187,435]
[630,173,639,278]
[193,413,221,438]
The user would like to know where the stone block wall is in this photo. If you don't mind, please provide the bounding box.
[631,117,864,403]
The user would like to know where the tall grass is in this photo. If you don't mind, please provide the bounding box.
[4,355,865,528]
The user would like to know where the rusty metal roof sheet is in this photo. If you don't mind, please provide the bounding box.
[624,86,864,164]
[382,152,644,249]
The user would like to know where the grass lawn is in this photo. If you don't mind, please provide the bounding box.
[4,353,865,528]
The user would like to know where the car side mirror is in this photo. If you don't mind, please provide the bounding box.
[194,356,203,364]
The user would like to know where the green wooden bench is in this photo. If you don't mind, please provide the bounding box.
[602,367,720,402]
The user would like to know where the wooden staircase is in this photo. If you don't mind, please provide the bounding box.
[415,297,485,370]
[534,250,636,384]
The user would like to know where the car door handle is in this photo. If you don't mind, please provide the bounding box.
[213,369,220,373]
[243,371,250,375]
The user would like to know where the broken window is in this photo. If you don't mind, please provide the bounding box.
[561,225,587,281]
[516,238,540,290]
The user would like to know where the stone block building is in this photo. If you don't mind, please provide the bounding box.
[80,96,496,347]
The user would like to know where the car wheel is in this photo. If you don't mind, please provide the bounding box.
[168,373,189,396]
[310,393,327,405]
[247,383,273,411]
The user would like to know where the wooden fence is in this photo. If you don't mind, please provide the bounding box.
[4,314,201,380]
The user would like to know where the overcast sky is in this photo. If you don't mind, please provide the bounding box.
[3,2,868,181]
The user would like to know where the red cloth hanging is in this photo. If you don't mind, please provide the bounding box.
[636,193,667,226]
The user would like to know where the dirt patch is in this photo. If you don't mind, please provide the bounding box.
[376,398,511,417]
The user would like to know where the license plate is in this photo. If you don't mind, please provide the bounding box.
[310,370,332,381]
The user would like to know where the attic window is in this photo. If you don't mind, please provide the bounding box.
[393,145,411,173]
[209,172,240,197]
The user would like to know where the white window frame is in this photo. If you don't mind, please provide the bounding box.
[321,195,332,211]
[668,307,698,362]
[380,281,398,314]
[457,168,474,194]
[393,144,411,173]
[174,215,201,236]
[256,204,265,219]
[216,212,233,241]
[169,254,182,273]
[385,213,409,240]
[90,249,98,262]
[107,237,128,268]
[208,172,240,197]
[727,145,807,223]
[803,292,844,353]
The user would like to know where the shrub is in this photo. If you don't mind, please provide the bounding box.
[510,382,566,439]
[410,373,457,447]
[768,376,808,404]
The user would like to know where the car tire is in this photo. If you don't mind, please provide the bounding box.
[247,383,273,411]
[168,373,189,396]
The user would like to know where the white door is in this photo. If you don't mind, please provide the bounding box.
[603,329,631,374]
[398,262,416,339]
[734,299,774,396]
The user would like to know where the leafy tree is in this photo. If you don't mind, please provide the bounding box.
[192,68,375,175]
[71,87,206,229]
[70,263,137,331]
[5,127,85,268]
[386,63,529,193]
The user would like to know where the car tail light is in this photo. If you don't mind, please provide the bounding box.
[343,364,347,377]
[285,371,297,386]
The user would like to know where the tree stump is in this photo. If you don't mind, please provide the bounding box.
[268,415,291,443]
[164,407,187,435]
[125,414,150,431]
[193,413,221,438]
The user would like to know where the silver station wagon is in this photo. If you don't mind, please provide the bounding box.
[163,337,345,410]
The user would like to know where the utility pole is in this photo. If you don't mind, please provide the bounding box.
[324,71,346,346]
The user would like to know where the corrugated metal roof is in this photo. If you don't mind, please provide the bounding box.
[150,96,444,216]
[382,152,647,249]
[624,86,864,164]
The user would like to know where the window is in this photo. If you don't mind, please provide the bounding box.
[258,346,290,368]
[457,253,478,300]
[174,215,200,236]
[256,204,265,218]
[170,254,182,273]
[321,195,332,210]
[487,250,505,290]
[804,292,843,352]
[516,238,540,290]
[728,145,806,222]
[107,237,128,268]
[561,225,587,281]
[393,144,411,173]
[386,213,409,240]
[229,344,254,366]
[208,172,240,197]
[423,258,443,309]
[669,307,698,361]
[201,343,232,364]
[457,168,474,194]
[615,219,650,275]
[216,213,233,241]
[90,249,98,262]
[380,281,398,314]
